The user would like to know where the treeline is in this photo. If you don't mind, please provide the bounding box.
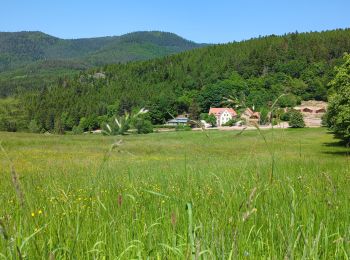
[3,28,350,132]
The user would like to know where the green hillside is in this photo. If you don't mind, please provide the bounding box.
[2,28,350,132]
[0,31,203,96]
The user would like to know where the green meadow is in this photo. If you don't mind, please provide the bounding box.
[0,128,349,259]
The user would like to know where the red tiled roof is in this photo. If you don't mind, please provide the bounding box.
[209,107,237,116]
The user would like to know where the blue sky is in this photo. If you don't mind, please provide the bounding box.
[1,0,349,43]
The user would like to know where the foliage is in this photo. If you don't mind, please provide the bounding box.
[280,111,291,121]
[54,118,65,134]
[102,115,130,135]
[272,118,279,126]
[133,116,154,134]
[28,119,40,133]
[78,116,99,132]
[289,110,305,128]
[0,31,202,97]
[222,118,238,126]
[325,53,350,144]
[201,113,217,127]
[72,125,83,135]
[0,98,27,132]
[258,107,270,125]
[103,108,149,135]
[277,94,300,108]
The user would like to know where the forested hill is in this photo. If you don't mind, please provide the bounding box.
[0,31,203,96]
[0,31,201,70]
[8,28,350,131]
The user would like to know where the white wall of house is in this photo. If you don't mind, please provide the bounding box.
[219,110,233,126]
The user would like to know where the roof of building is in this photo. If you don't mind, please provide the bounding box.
[209,107,237,116]
[167,117,189,123]
[294,100,328,113]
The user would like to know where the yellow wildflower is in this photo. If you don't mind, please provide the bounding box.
[31,212,35,217]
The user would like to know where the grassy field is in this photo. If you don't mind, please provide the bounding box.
[0,128,349,259]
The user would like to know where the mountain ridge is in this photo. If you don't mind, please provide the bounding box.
[0,30,205,96]
[0,30,203,69]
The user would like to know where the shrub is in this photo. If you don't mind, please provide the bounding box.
[82,116,99,131]
[280,111,291,121]
[103,108,148,136]
[134,118,153,134]
[28,119,40,133]
[102,116,130,135]
[222,118,238,126]
[72,125,83,135]
[289,110,305,128]
[200,113,217,127]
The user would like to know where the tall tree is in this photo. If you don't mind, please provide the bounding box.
[326,54,350,144]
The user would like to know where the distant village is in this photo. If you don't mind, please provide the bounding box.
[165,100,328,130]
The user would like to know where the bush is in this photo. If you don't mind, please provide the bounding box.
[102,108,149,136]
[72,125,83,135]
[222,118,238,126]
[289,110,305,128]
[280,111,291,121]
[200,113,216,127]
[28,119,40,133]
[134,118,153,134]
[77,116,99,132]
[102,116,130,135]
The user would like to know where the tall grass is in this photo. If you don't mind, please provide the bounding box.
[0,128,349,258]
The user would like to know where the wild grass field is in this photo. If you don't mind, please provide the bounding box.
[0,128,349,259]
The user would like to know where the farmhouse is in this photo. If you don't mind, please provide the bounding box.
[294,100,328,114]
[166,116,189,126]
[209,107,237,126]
[294,100,328,127]
[241,108,261,125]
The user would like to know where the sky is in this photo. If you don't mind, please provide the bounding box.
[1,0,350,43]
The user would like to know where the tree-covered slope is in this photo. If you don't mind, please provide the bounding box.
[0,31,203,96]
[0,31,201,70]
[6,28,350,132]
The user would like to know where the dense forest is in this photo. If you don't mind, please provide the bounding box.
[2,28,350,132]
[0,31,203,97]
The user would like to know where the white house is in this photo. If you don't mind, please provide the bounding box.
[209,107,237,126]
